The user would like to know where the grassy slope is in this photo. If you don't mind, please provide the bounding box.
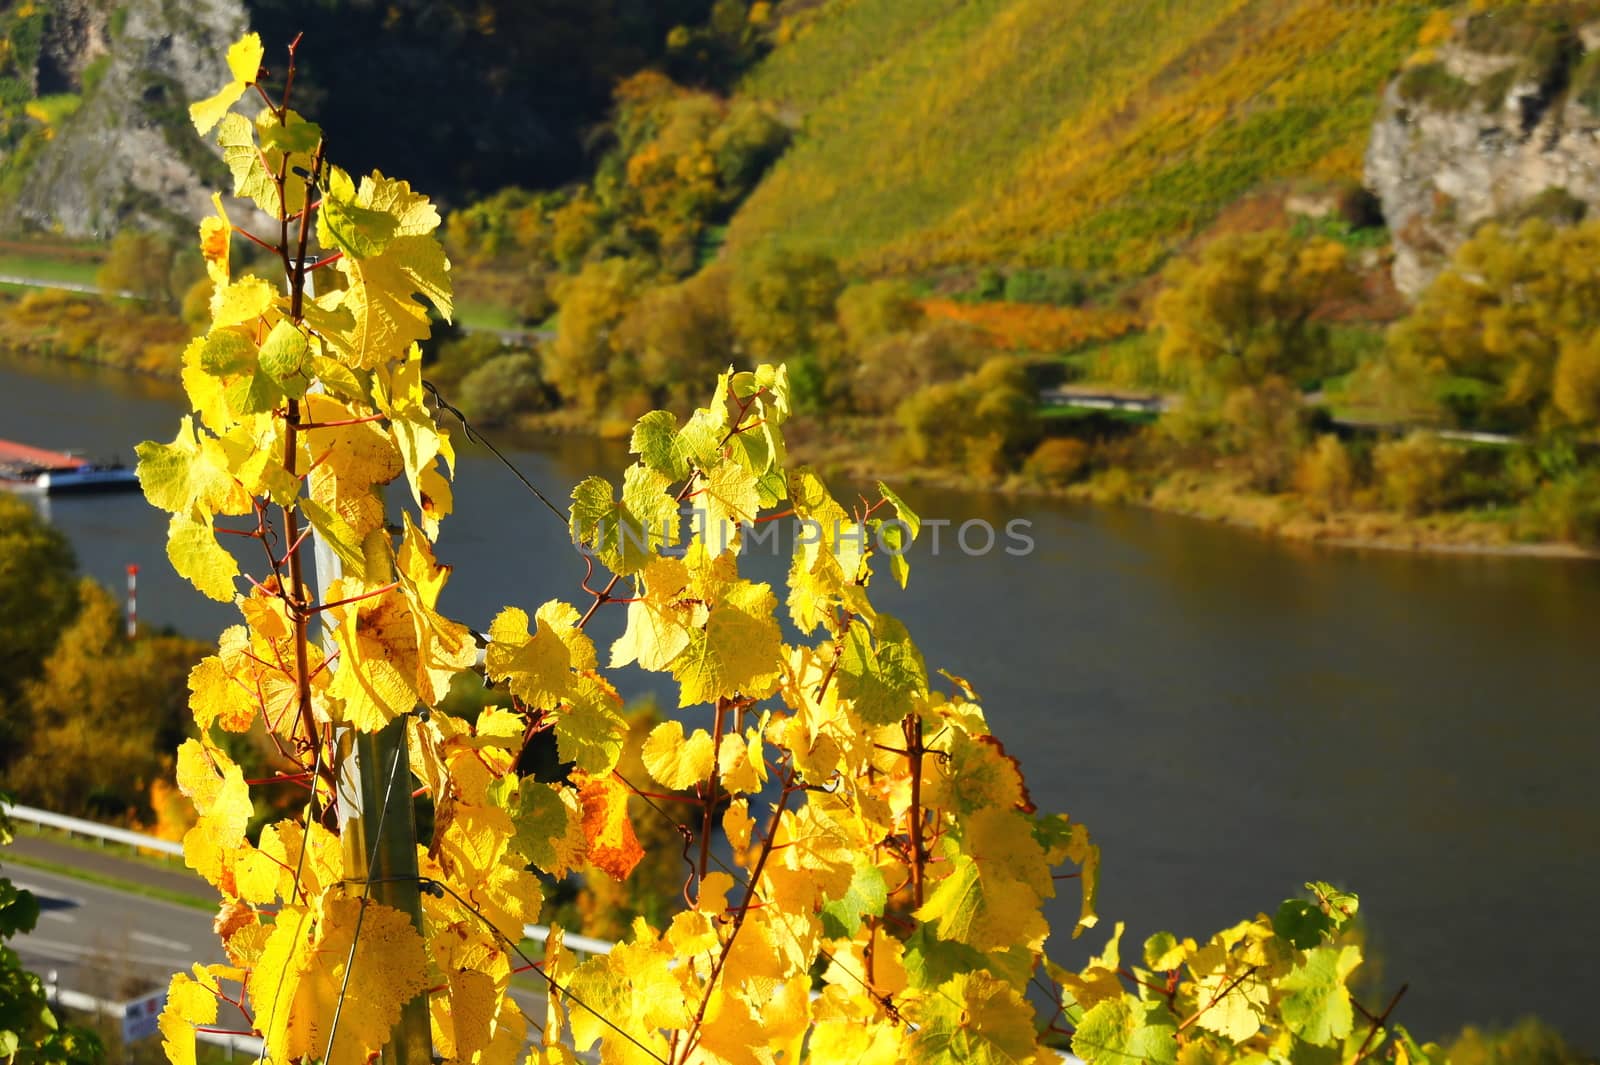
[729,0,1441,279]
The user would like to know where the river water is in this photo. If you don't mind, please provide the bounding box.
[3,355,1597,1048]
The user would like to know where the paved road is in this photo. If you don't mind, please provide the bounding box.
[6,864,220,1000]
[1041,384,1523,445]
[4,838,550,1035]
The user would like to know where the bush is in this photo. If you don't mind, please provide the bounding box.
[615,265,735,412]
[836,279,923,350]
[1446,1016,1595,1065]
[544,257,650,413]
[1003,268,1086,306]
[1219,376,1309,492]
[1295,434,1356,515]
[458,353,545,426]
[96,227,183,305]
[896,356,1038,477]
[1024,437,1091,485]
[1155,230,1357,394]
[849,320,983,414]
[1517,470,1600,546]
[1373,431,1461,516]
[973,267,1005,301]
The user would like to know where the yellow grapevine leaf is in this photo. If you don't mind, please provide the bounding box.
[167,510,239,602]
[429,922,511,1061]
[913,851,1049,954]
[258,820,344,902]
[225,33,264,83]
[158,969,218,1065]
[325,234,452,369]
[717,729,767,795]
[187,651,254,733]
[371,347,456,537]
[667,579,782,707]
[641,720,715,791]
[556,674,628,775]
[137,416,251,518]
[200,194,231,285]
[570,467,680,577]
[609,554,692,671]
[485,605,565,705]
[175,740,252,892]
[572,771,643,882]
[694,459,760,555]
[904,971,1040,1065]
[188,33,261,134]
[210,276,275,330]
[837,613,928,727]
[249,894,429,1065]
[394,515,477,704]
[724,797,754,854]
[327,584,421,730]
[504,779,588,877]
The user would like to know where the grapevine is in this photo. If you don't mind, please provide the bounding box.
[145,35,1436,1065]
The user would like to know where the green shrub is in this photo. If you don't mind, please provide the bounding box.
[1396,62,1478,111]
[1003,268,1086,306]
[458,353,545,426]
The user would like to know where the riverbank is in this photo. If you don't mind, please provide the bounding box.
[744,414,1600,562]
[7,336,1593,562]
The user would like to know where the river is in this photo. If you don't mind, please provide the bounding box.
[3,354,1597,1049]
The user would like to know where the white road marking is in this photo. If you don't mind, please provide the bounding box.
[17,936,189,970]
[129,931,191,952]
[9,881,83,906]
[40,911,75,924]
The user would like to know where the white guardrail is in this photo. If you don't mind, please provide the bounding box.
[1,802,612,955]
[5,803,1080,1062]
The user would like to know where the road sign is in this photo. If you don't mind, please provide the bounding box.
[122,988,166,1043]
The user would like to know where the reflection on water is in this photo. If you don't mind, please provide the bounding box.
[3,355,1598,1047]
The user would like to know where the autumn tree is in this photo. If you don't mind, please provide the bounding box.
[729,246,844,406]
[1155,230,1357,393]
[0,495,78,716]
[457,353,545,427]
[1388,218,1600,434]
[1295,434,1357,515]
[1374,431,1461,516]
[543,256,651,413]
[6,579,208,820]
[836,278,924,352]
[96,230,188,309]
[850,319,983,415]
[614,264,735,412]
[897,356,1039,476]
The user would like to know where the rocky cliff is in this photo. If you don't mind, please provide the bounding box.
[1367,5,1600,299]
[2,0,248,238]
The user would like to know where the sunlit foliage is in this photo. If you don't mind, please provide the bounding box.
[730,0,1439,279]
